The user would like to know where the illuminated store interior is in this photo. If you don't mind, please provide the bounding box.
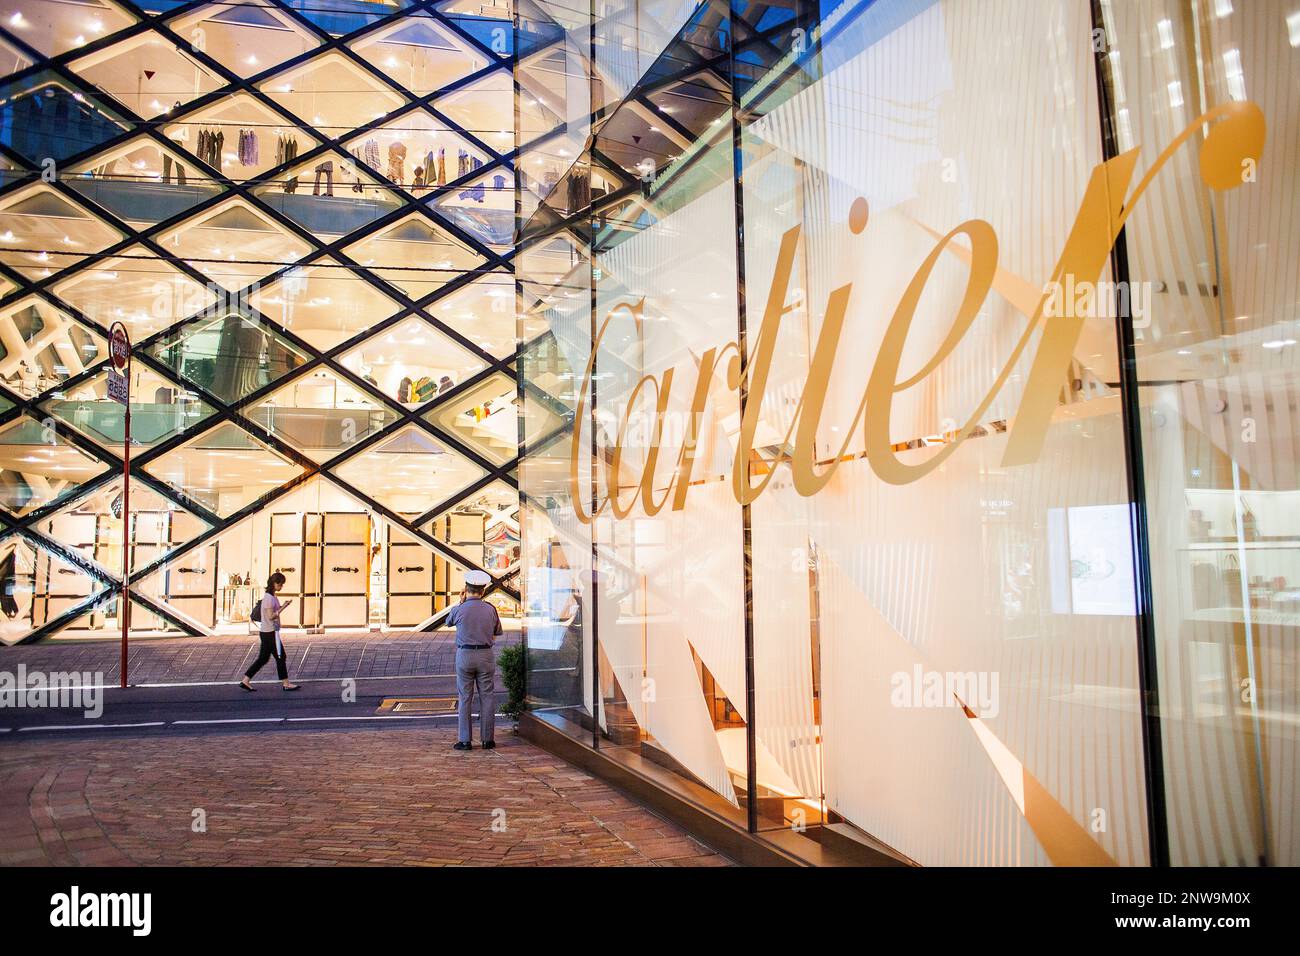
[1,0,1297,869]
[0,0,534,640]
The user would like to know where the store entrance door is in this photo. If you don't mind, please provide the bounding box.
[269,511,371,630]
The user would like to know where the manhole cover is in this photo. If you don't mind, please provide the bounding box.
[379,697,457,714]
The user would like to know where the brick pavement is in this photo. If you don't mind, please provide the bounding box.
[0,726,732,867]
[0,630,518,684]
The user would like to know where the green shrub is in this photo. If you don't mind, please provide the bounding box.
[498,643,526,720]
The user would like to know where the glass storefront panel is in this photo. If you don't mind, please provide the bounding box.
[0,531,114,645]
[1100,0,1298,867]
[41,364,216,448]
[0,297,107,397]
[0,185,121,280]
[142,421,307,518]
[171,4,319,79]
[156,199,312,294]
[0,0,522,645]
[53,245,217,337]
[0,1,136,59]
[337,312,487,406]
[342,212,485,301]
[247,367,403,464]
[247,257,401,352]
[516,0,1299,866]
[350,13,490,95]
[331,422,486,514]
[163,92,322,186]
[0,413,108,515]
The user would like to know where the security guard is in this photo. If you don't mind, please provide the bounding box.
[447,569,502,751]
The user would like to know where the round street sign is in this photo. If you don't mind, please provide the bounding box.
[109,323,131,372]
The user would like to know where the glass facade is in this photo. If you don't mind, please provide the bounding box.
[516,0,1299,866]
[0,0,522,642]
[2,0,1296,870]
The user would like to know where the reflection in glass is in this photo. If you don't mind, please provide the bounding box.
[0,415,107,516]
[150,313,310,404]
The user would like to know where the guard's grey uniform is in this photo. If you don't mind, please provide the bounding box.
[447,597,502,744]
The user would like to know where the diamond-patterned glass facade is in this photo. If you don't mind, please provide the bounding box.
[0,0,526,642]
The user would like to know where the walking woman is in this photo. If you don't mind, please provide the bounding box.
[239,572,299,692]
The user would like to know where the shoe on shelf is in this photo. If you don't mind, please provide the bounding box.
[453,741,472,751]
[482,740,496,750]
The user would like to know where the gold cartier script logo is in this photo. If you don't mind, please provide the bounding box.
[570,102,1266,523]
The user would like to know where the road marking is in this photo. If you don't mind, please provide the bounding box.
[172,718,285,725]
[122,675,459,689]
[17,722,166,732]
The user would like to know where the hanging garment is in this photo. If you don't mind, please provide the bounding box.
[412,166,426,194]
[162,153,187,185]
[312,160,334,197]
[436,148,446,185]
[279,135,300,193]
[386,141,407,185]
[363,138,381,170]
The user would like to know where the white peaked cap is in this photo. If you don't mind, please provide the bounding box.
[464,570,491,587]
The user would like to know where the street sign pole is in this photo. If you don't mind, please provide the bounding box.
[108,323,132,689]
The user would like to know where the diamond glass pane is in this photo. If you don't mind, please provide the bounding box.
[338,313,486,407]
[1,1,136,58]
[280,0,413,38]
[52,244,218,337]
[41,365,216,447]
[421,477,518,573]
[428,168,512,250]
[344,109,493,192]
[342,212,484,300]
[131,535,222,629]
[0,185,121,281]
[435,0,512,57]
[69,32,225,120]
[149,313,311,404]
[434,69,514,154]
[425,271,520,357]
[247,257,400,352]
[0,414,108,516]
[349,13,489,96]
[0,533,113,645]
[37,476,210,577]
[332,423,484,514]
[259,50,406,139]
[67,137,224,225]
[164,92,322,185]
[157,199,311,292]
[252,150,401,238]
[247,367,402,464]
[143,421,306,518]
[171,4,319,78]
[0,297,108,399]
[425,370,517,466]
[0,71,130,164]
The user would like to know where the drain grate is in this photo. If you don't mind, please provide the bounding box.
[379,697,457,714]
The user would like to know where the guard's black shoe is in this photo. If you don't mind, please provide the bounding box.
[482,740,496,750]
[453,741,472,751]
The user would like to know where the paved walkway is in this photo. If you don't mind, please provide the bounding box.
[0,726,731,867]
[0,630,517,684]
